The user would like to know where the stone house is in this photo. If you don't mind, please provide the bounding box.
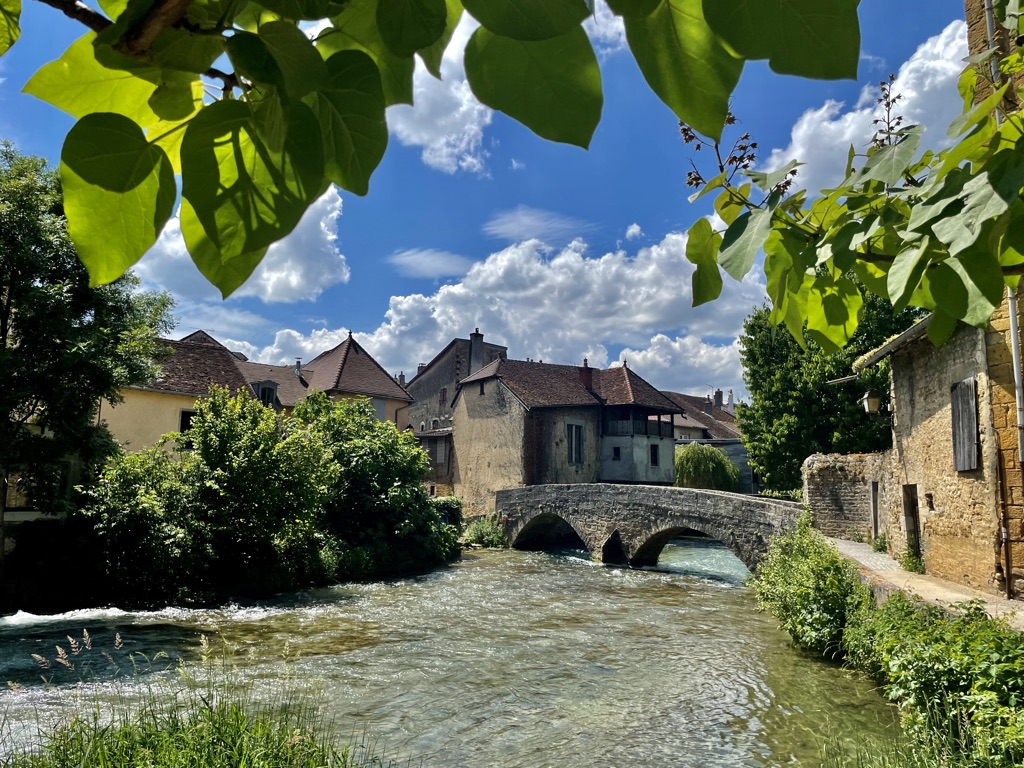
[100,330,411,450]
[450,358,681,516]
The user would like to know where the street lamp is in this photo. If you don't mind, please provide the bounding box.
[860,390,882,414]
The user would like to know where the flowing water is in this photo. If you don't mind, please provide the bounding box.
[0,538,898,766]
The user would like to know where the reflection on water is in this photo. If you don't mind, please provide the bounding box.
[0,538,897,767]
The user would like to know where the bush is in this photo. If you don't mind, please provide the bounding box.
[674,442,741,491]
[750,511,866,656]
[462,516,509,548]
[758,488,803,502]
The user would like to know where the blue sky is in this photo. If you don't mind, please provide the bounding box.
[0,1,968,399]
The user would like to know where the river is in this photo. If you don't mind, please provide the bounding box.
[0,538,898,766]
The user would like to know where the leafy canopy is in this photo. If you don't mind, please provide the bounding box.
[1,0,861,297]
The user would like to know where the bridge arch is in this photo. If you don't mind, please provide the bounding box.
[630,524,744,569]
[509,510,590,552]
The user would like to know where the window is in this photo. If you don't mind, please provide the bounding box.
[438,387,448,405]
[479,381,485,395]
[255,381,277,408]
[179,410,196,432]
[420,421,426,432]
[432,419,440,429]
[650,444,660,467]
[371,398,386,420]
[612,446,621,461]
[951,377,979,472]
[566,423,584,464]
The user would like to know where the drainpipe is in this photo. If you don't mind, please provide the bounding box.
[985,0,1020,597]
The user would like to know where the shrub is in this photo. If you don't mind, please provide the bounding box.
[900,548,925,574]
[758,488,803,502]
[674,442,741,491]
[750,511,866,656]
[462,516,509,548]
[872,531,889,553]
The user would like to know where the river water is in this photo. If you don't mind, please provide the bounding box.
[0,538,898,766]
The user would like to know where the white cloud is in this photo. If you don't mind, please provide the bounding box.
[169,300,276,342]
[764,20,967,195]
[386,16,493,174]
[388,248,473,278]
[619,334,744,395]
[483,205,596,243]
[625,223,643,240]
[510,158,526,171]
[583,3,626,57]
[136,188,349,304]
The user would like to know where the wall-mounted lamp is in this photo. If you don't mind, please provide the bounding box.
[860,390,883,414]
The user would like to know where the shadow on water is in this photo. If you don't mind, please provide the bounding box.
[651,535,750,587]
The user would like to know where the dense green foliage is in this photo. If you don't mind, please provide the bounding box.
[0,0,860,296]
[753,517,1024,767]
[462,516,509,548]
[737,295,923,490]
[82,389,459,606]
[0,143,174,514]
[673,442,740,492]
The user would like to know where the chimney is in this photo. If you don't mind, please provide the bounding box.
[703,396,713,416]
[294,358,302,378]
[726,389,735,413]
[396,371,406,386]
[579,357,593,390]
[714,388,723,410]
[417,363,427,376]
[469,327,484,374]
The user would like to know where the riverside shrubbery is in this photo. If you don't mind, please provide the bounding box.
[674,442,740,492]
[82,389,460,607]
[752,512,1024,767]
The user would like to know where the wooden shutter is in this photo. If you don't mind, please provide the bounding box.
[951,377,979,472]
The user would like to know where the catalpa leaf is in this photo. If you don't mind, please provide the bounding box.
[323,0,415,105]
[180,199,270,298]
[308,50,388,195]
[226,32,286,90]
[417,0,461,78]
[805,272,863,354]
[148,27,225,74]
[854,125,923,186]
[462,0,590,41]
[623,0,742,141]
[180,99,326,268]
[377,0,447,56]
[887,237,930,313]
[702,0,859,80]
[685,217,723,306]
[145,80,204,173]
[946,244,1005,328]
[259,0,347,20]
[926,307,958,346]
[745,160,800,193]
[606,0,660,16]
[260,21,329,99]
[465,25,602,148]
[0,0,19,57]
[60,113,176,285]
[719,206,772,281]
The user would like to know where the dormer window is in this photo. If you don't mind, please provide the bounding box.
[255,380,277,408]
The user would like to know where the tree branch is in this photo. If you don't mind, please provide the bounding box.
[33,0,111,34]
[117,0,195,56]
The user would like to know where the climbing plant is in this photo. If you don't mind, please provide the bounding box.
[0,0,860,296]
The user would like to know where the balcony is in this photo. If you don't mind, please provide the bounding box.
[604,419,673,438]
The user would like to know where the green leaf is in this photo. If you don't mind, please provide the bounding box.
[805,272,863,353]
[746,160,800,193]
[148,27,226,73]
[0,0,19,57]
[322,0,415,105]
[226,32,286,90]
[377,0,447,55]
[148,78,199,121]
[465,26,601,148]
[687,171,725,203]
[308,50,388,195]
[685,217,723,305]
[926,308,957,345]
[623,0,742,141]
[146,80,204,173]
[180,99,327,269]
[259,0,347,20]
[24,33,162,126]
[261,20,330,99]
[713,185,748,226]
[417,0,462,78]
[887,238,930,313]
[606,0,660,16]
[855,125,923,186]
[180,200,270,298]
[719,206,772,281]
[947,81,1009,139]
[462,0,590,40]
[946,241,1007,327]
[60,113,176,285]
[702,0,859,80]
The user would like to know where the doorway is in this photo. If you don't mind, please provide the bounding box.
[902,484,921,559]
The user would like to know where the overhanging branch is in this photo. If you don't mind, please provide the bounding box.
[34,0,112,33]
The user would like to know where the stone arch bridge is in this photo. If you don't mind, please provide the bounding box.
[495,484,803,571]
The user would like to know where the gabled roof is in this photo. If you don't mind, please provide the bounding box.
[303,333,412,402]
[235,361,310,408]
[178,330,224,347]
[407,335,508,387]
[661,391,741,440]
[147,339,251,397]
[593,366,680,412]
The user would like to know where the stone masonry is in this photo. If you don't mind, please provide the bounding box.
[495,484,802,571]
[803,453,890,542]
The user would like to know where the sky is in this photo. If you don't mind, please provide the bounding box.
[0,1,969,400]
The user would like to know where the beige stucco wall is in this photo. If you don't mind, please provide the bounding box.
[527,407,602,486]
[100,389,198,450]
[452,381,527,517]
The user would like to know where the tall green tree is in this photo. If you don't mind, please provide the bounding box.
[0,142,174,520]
[737,291,924,491]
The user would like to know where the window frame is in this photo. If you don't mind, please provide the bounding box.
[566,421,584,465]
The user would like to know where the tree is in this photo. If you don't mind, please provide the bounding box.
[0,0,861,297]
[0,143,174,537]
[674,442,740,492]
[737,291,925,491]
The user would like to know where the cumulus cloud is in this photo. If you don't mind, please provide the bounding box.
[483,205,597,243]
[619,334,744,395]
[386,16,493,174]
[510,158,526,171]
[136,187,349,304]
[625,223,643,240]
[583,3,626,57]
[388,248,474,278]
[764,20,967,195]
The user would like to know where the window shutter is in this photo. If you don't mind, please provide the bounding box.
[951,377,979,472]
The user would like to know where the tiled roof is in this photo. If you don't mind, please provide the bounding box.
[235,361,310,408]
[593,367,680,412]
[147,339,251,397]
[303,333,412,402]
[661,391,741,439]
[178,330,224,347]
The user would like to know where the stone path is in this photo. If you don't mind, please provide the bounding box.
[829,537,1024,632]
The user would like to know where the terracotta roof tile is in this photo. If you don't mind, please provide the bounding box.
[303,334,412,402]
[146,340,251,397]
[661,391,741,439]
[234,361,311,408]
[593,367,679,411]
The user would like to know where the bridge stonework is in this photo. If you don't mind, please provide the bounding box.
[495,484,802,571]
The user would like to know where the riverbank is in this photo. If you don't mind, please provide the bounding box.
[830,538,1024,631]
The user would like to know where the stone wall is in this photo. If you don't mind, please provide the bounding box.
[803,452,889,542]
[405,338,505,432]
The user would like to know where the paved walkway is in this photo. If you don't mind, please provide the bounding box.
[829,538,1024,632]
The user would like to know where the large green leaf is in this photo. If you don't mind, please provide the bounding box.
[606,0,660,16]
[180,200,270,298]
[146,80,204,172]
[886,238,930,313]
[308,50,388,195]
[259,0,347,20]
[623,0,742,141]
[685,217,723,306]
[226,32,286,89]
[322,0,415,105]
[417,0,462,78]
[24,33,163,126]
[465,26,601,148]
[148,27,226,73]
[702,0,859,80]
[180,99,326,271]
[854,125,923,186]
[0,0,19,57]
[946,243,1006,327]
[719,205,772,281]
[377,0,447,56]
[261,21,329,99]
[60,113,176,285]
[805,271,863,354]
[462,0,589,41]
